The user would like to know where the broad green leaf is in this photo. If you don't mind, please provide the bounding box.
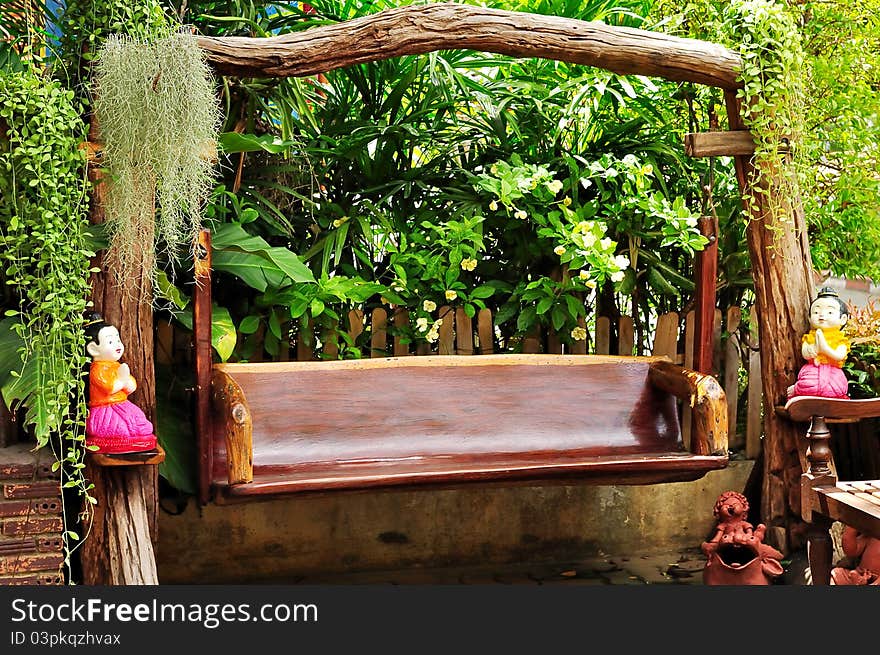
[218,132,297,154]
[470,285,495,299]
[174,304,236,362]
[155,364,197,495]
[239,315,261,335]
[155,270,189,310]
[211,305,237,362]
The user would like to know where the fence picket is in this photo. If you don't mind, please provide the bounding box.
[724,307,742,450]
[681,310,696,449]
[595,316,610,355]
[393,308,410,356]
[477,308,495,354]
[370,308,387,358]
[618,316,634,357]
[455,308,474,355]
[323,321,339,359]
[651,312,679,360]
[522,324,541,354]
[438,306,455,355]
[746,305,762,459]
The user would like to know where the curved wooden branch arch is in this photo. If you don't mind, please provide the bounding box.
[196,2,743,89]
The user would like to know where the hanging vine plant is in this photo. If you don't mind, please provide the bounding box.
[93,27,221,301]
[0,68,95,574]
[723,0,807,234]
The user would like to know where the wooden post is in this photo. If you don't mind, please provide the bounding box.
[746,305,763,460]
[693,216,718,374]
[724,306,742,451]
[725,90,815,552]
[193,229,213,506]
[80,117,159,585]
[681,310,695,449]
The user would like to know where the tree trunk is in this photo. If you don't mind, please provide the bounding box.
[79,117,159,585]
[725,92,814,554]
[196,3,741,89]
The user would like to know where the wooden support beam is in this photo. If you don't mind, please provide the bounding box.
[693,216,718,374]
[684,130,792,158]
[196,3,742,90]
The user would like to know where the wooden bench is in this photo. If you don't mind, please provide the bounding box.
[781,396,880,584]
[192,231,729,508]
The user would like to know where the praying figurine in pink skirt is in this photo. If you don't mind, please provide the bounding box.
[787,287,851,400]
[84,313,157,454]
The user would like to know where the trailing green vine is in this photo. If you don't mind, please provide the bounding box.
[0,68,96,578]
[93,27,222,301]
[723,0,807,235]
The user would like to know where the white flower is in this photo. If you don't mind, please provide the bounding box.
[614,255,630,269]
[416,317,429,332]
[460,258,478,271]
[622,154,639,166]
[554,246,566,256]
[545,180,563,194]
[600,237,613,250]
[445,290,458,301]
[584,279,597,289]
[423,300,437,312]
[514,209,528,220]
[578,270,589,280]
[610,270,625,283]
[581,232,597,248]
[489,200,499,211]
[562,196,572,207]
[570,326,587,341]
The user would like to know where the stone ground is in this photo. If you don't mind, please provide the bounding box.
[284,546,812,585]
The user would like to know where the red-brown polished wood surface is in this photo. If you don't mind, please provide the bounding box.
[783,396,880,423]
[209,356,728,497]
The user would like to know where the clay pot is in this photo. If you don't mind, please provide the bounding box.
[703,543,783,585]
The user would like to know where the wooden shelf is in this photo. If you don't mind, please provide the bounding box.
[779,396,880,423]
[87,444,165,467]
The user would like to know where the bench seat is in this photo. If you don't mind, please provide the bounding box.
[205,355,728,503]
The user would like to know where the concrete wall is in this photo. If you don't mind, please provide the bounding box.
[156,460,753,584]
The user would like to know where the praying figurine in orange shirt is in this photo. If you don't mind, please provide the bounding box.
[84,313,157,454]
[787,287,851,400]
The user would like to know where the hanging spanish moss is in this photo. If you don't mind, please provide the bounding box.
[93,28,221,301]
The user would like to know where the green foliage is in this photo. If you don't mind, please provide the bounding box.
[0,69,95,572]
[793,1,880,279]
[167,0,713,363]
[843,300,880,398]
[93,27,222,300]
[57,0,169,88]
[723,0,807,234]
[653,0,880,281]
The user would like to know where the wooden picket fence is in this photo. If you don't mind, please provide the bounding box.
[157,302,765,457]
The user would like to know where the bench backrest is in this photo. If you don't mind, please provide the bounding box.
[209,355,681,481]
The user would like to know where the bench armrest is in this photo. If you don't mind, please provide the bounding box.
[212,370,254,485]
[648,360,728,456]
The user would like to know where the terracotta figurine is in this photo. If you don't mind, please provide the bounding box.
[84,313,157,454]
[787,286,850,400]
[701,491,784,585]
[831,525,880,585]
